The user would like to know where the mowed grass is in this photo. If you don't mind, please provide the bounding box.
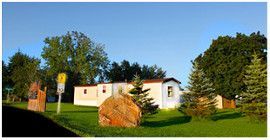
[8,102,267,137]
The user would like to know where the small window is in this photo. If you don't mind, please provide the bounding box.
[168,86,173,97]
[102,85,106,93]
[84,89,87,94]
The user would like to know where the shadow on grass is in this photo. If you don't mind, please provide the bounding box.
[141,116,191,127]
[2,105,78,137]
[211,112,243,121]
[214,110,230,115]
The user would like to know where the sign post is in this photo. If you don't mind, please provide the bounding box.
[56,73,67,114]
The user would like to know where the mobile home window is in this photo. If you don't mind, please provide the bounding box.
[84,89,87,94]
[102,85,106,93]
[168,86,173,97]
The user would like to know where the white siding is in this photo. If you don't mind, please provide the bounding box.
[73,80,181,109]
[74,99,97,106]
[97,84,113,106]
[162,81,180,109]
[126,83,163,108]
[112,83,128,95]
[143,83,163,108]
[215,95,223,109]
[74,86,97,106]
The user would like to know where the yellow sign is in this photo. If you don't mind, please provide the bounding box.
[57,73,67,84]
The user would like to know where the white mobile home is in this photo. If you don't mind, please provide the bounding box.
[74,78,182,109]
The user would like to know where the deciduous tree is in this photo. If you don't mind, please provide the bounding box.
[41,31,109,101]
[197,32,267,99]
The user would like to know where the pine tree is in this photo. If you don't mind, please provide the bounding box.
[9,51,40,101]
[241,53,267,121]
[179,61,217,120]
[129,75,159,116]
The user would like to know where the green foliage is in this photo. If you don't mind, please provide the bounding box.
[39,67,57,97]
[106,60,166,82]
[2,61,10,88]
[8,51,40,100]
[179,61,217,120]
[129,75,159,116]
[141,64,166,79]
[241,53,267,121]
[196,32,267,99]
[2,61,14,98]
[41,31,109,102]
[9,103,267,137]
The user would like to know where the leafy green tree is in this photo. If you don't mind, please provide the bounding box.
[8,51,40,101]
[197,32,267,100]
[129,75,159,116]
[241,53,267,121]
[39,66,57,97]
[179,61,217,120]
[41,31,109,102]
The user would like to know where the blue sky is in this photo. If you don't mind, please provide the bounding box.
[2,2,267,88]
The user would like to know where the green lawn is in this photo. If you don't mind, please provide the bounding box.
[7,102,267,137]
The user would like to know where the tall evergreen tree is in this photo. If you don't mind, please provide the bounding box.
[129,75,159,116]
[120,60,132,81]
[179,61,217,120]
[2,61,14,100]
[2,61,13,89]
[8,51,40,101]
[106,60,166,82]
[105,62,123,82]
[241,53,267,121]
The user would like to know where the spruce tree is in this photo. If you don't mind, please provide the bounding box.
[241,53,267,121]
[179,61,217,120]
[9,51,40,101]
[129,75,159,116]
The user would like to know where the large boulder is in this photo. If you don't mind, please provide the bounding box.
[98,93,141,127]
